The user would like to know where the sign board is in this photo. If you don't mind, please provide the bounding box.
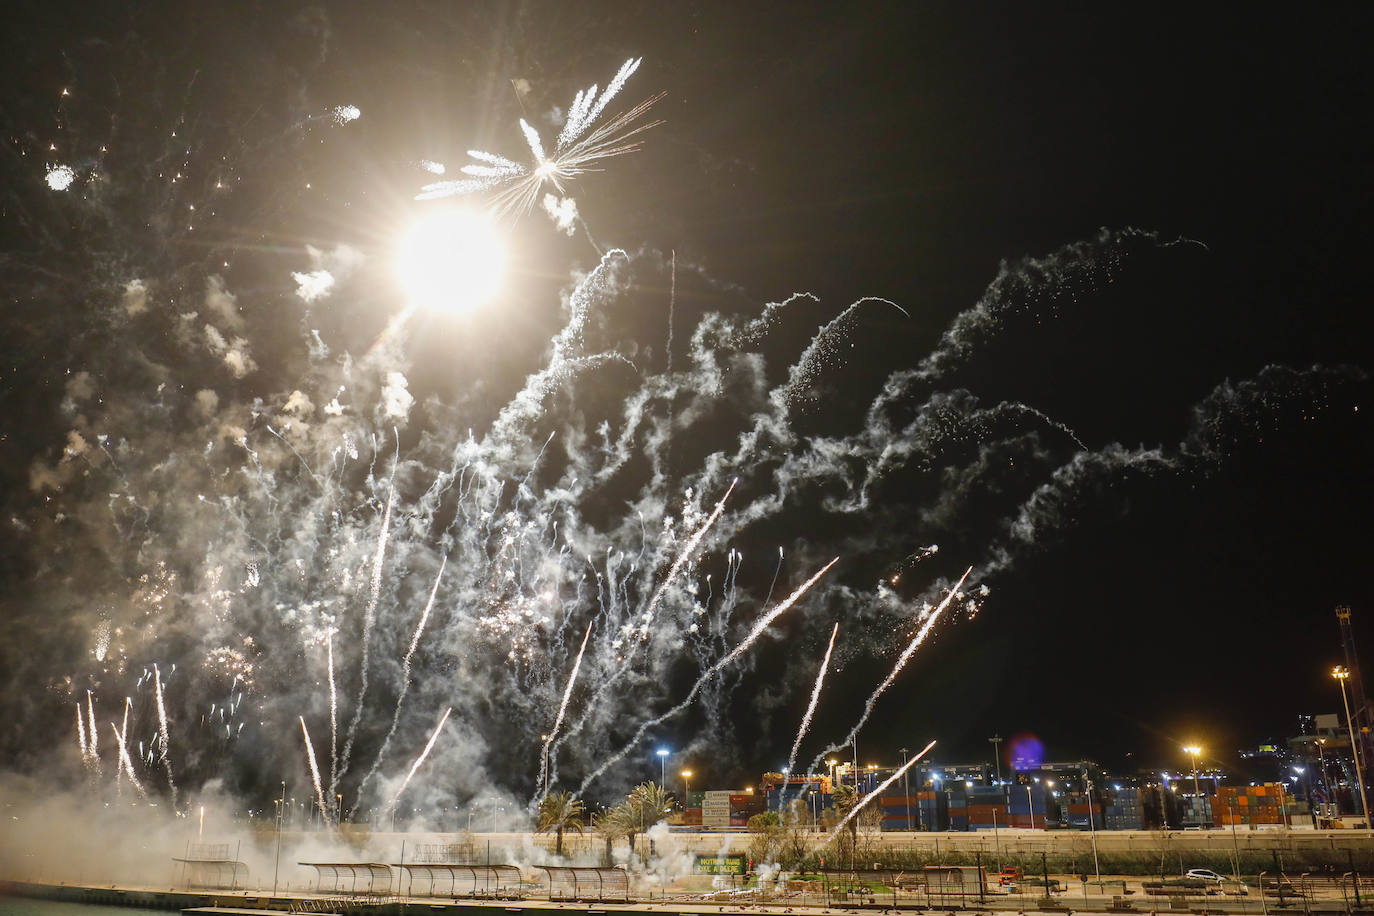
[694,854,748,875]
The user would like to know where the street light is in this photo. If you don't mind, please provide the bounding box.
[1084,772,1101,886]
[1316,738,1332,819]
[1183,745,1203,810]
[681,770,692,805]
[656,748,669,787]
[989,735,1004,785]
[1333,666,1370,825]
[273,781,286,894]
[899,747,912,831]
[541,734,551,796]
[1294,766,1317,828]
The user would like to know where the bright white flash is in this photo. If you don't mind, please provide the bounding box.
[395,208,504,313]
[46,164,76,191]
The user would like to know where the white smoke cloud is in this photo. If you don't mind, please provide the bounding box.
[542,194,579,236]
[204,324,258,378]
[292,269,335,302]
[122,279,149,316]
[291,245,363,303]
[379,372,414,421]
[205,275,243,331]
[283,390,315,417]
[63,430,89,458]
[194,389,220,419]
[65,371,95,402]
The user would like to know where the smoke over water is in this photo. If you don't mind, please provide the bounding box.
[0,10,1369,887]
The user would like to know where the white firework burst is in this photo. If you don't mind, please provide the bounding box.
[417,57,662,219]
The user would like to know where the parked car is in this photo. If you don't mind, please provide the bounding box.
[1185,869,1227,884]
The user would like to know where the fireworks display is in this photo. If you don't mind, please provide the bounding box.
[0,6,1369,841]
[417,57,662,221]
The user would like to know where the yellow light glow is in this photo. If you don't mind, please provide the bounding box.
[396,208,504,313]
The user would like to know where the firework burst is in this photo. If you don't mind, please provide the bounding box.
[416,57,663,219]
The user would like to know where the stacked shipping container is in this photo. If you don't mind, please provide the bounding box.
[1007,784,1049,828]
[949,786,968,831]
[964,785,1007,829]
[878,790,948,831]
[1213,784,1293,826]
[702,790,733,828]
[1060,793,1104,829]
[1180,795,1213,827]
[1102,786,1143,829]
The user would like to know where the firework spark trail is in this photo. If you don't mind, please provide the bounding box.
[488,248,627,441]
[299,716,328,821]
[85,691,98,763]
[76,703,88,761]
[578,557,839,792]
[666,250,676,377]
[636,479,736,637]
[569,480,737,726]
[355,557,447,806]
[385,706,452,815]
[557,57,640,149]
[117,698,130,792]
[784,622,839,784]
[417,58,662,219]
[153,664,177,807]
[826,739,936,842]
[339,489,394,782]
[110,723,146,798]
[808,567,971,776]
[764,547,784,607]
[536,620,594,802]
[327,632,337,816]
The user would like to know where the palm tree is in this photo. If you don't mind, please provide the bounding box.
[833,783,861,870]
[536,791,586,858]
[625,782,676,860]
[591,809,624,865]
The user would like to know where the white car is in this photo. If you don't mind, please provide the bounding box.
[1185,869,1227,884]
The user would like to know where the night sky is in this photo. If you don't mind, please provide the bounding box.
[1,1,1372,810]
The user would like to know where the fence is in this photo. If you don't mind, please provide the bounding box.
[535,865,630,902]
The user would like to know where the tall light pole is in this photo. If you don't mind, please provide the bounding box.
[1294,767,1317,828]
[989,736,1003,785]
[1085,775,1101,885]
[681,770,692,806]
[656,748,669,787]
[1317,738,1332,818]
[899,747,912,831]
[1183,745,1203,812]
[273,781,286,894]
[1334,666,1370,824]
[541,734,551,796]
